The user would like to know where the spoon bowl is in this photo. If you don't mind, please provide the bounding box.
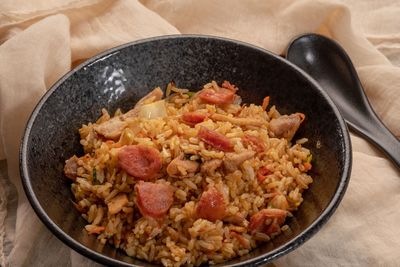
[287,33,400,169]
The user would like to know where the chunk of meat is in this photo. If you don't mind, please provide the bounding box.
[270,195,289,210]
[211,114,265,127]
[94,119,128,139]
[248,208,287,235]
[118,145,162,180]
[268,113,305,141]
[135,181,174,218]
[242,134,266,153]
[224,150,256,173]
[181,112,207,126]
[198,88,236,105]
[107,193,129,215]
[64,155,79,180]
[201,159,223,176]
[257,166,272,183]
[94,88,163,139]
[196,186,226,222]
[167,154,200,178]
[198,127,233,152]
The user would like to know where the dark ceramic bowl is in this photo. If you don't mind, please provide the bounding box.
[20,35,352,266]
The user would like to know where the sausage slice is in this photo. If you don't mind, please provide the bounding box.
[182,112,207,126]
[118,145,162,180]
[198,127,233,152]
[198,88,236,105]
[196,186,226,222]
[135,181,174,218]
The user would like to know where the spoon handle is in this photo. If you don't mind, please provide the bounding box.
[348,111,400,169]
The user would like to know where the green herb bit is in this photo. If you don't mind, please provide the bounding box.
[92,168,98,184]
[186,91,195,98]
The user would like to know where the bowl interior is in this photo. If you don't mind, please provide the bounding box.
[21,36,351,266]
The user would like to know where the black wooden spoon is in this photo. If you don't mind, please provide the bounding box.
[286,33,400,168]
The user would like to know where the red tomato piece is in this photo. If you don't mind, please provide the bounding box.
[197,187,226,222]
[198,127,234,152]
[182,112,207,126]
[303,162,312,171]
[135,181,174,218]
[118,145,162,180]
[257,166,272,183]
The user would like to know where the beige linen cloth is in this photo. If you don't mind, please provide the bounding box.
[1,0,400,266]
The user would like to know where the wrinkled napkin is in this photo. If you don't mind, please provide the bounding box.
[0,0,400,266]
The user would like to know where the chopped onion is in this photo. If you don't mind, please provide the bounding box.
[137,100,167,119]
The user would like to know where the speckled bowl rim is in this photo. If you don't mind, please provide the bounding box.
[20,34,352,267]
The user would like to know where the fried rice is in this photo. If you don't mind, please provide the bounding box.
[64,80,313,266]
